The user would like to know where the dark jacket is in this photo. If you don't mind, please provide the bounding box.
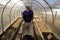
[22,10,33,22]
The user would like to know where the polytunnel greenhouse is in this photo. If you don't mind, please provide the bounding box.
[0,0,60,40]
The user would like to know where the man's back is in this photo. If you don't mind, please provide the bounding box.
[23,10,33,22]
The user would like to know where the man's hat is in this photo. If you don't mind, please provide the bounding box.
[25,6,31,9]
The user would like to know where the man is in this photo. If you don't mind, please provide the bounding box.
[22,6,33,35]
[22,6,33,22]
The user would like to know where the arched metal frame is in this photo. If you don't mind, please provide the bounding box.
[13,5,24,21]
[35,1,47,24]
[34,1,48,28]
[10,1,47,21]
[9,1,24,24]
[9,2,18,24]
[33,1,45,20]
[1,0,11,32]
[54,12,57,24]
[33,2,42,12]
[18,8,21,17]
[18,8,20,17]
[32,3,40,18]
[43,0,54,26]
[17,8,21,17]
[0,0,54,33]
[34,0,54,27]
[43,0,60,39]
[9,2,23,24]
[16,7,21,18]
[32,2,42,18]
[32,2,46,40]
[1,0,23,32]
[1,0,47,32]
[32,5,38,18]
[14,7,20,21]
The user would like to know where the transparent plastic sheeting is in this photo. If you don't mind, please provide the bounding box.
[0,0,60,38]
[32,0,60,38]
[0,0,25,35]
[0,0,9,35]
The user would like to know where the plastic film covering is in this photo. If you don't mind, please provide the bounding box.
[0,0,60,38]
[35,0,60,38]
[0,0,24,35]
[13,2,25,21]
[2,1,18,31]
[0,0,10,35]
[32,0,60,38]
[44,0,60,38]
[34,0,52,28]
[32,2,41,18]
[53,9,60,38]
[32,1,45,20]
[42,0,60,38]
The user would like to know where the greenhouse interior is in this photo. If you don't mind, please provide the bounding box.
[0,0,60,40]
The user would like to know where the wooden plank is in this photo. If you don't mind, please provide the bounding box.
[12,18,22,28]
[34,18,52,33]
